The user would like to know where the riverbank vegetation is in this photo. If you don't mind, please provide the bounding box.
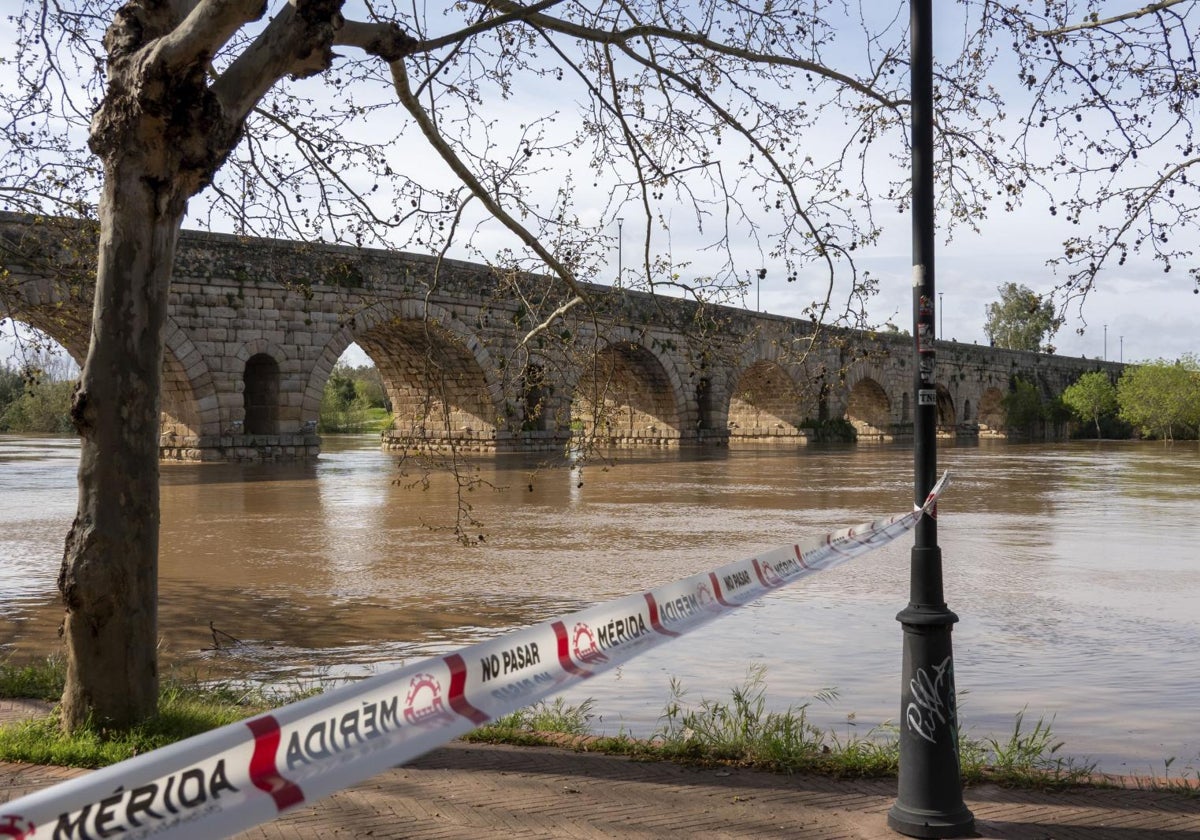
[318,363,392,434]
[1115,356,1200,442]
[0,656,318,768]
[1037,356,1200,441]
[0,357,76,434]
[6,656,1193,793]
[467,668,1106,789]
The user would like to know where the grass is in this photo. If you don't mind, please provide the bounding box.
[320,407,392,434]
[968,708,1091,787]
[1,656,1183,792]
[653,668,833,769]
[466,666,1104,788]
[1137,757,1200,796]
[465,696,598,747]
[0,656,318,768]
[0,654,66,701]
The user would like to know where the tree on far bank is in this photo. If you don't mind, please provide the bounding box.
[0,377,75,433]
[984,283,1062,353]
[1117,356,1200,442]
[0,349,78,433]
[1061,371,1118,438]
[318,363,391,433]
[1002,376,1045,439]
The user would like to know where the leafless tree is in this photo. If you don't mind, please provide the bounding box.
[0,0,1187,730]
[983,1,1200,319]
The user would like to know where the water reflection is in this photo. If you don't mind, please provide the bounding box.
[1,433,1197,774]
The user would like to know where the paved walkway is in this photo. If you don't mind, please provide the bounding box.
[2,700,1197,839]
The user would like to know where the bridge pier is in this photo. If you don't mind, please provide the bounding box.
[159,432,322,462]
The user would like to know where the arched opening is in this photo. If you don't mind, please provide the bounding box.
[573,341,680,445]
[963,398,973,424]
[845,377,891,440]
[355,319,496,449]
[160,352,202,441]
[727,360,806,441]
[0,323,80,435]
[936,385,956,434]
[314,343,392,435]
[243,353,280,435]
[978,387,1006,436]
[519,362,551,432]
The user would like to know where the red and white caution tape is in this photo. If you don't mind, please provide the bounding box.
[0,474,949,840]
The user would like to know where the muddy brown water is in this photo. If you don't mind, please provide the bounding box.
[2,434,1197,775]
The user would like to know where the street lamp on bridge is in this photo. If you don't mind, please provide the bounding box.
[616,217,624,283]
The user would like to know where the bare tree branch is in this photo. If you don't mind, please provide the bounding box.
[387,57,591,305]
[1039,0,1189,36]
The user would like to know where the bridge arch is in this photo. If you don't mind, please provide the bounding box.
[570,333,685,445]
[243,353,281,435]
[844,375,892,439]
[978,386,1006,434]
[160,321,219,446]
[726,358,806,440]
[1,276,92,363]
[4,276,219,449]
[935,384,956,433]
[309,298,503,448]
[231,339,299,435]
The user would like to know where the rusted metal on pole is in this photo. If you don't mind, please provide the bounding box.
[887,2,974,836]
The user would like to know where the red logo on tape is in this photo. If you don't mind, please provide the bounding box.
[404,673,452,726]
[572,622,608,664]
[0,815,34,839]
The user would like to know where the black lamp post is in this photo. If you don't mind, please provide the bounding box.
[887,2,974,837]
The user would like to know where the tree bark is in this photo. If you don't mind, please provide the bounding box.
[57,165,182,731]
[51,0,334,732]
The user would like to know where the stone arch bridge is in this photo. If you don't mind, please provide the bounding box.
[1,213,1122,461]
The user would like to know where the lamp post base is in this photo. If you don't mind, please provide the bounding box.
[889,598,974,839]
[887,801,976,839]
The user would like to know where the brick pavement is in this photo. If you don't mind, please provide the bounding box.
[2,700,1198,839]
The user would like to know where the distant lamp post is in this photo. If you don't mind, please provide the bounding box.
[616,217,624,282]
[1120,335,1124,364]
[938,291,943,338]
[1104,324,1108,361]
[757,268,767,311]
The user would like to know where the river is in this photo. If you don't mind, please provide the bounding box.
[1,434,1197,776]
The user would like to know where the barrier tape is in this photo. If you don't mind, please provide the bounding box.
[0,474,949,840]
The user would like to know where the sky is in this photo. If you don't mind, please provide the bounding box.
[2,2,1196,370]
[757,201,1195,365]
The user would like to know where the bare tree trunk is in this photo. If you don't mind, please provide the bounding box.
[57,167,181,731]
